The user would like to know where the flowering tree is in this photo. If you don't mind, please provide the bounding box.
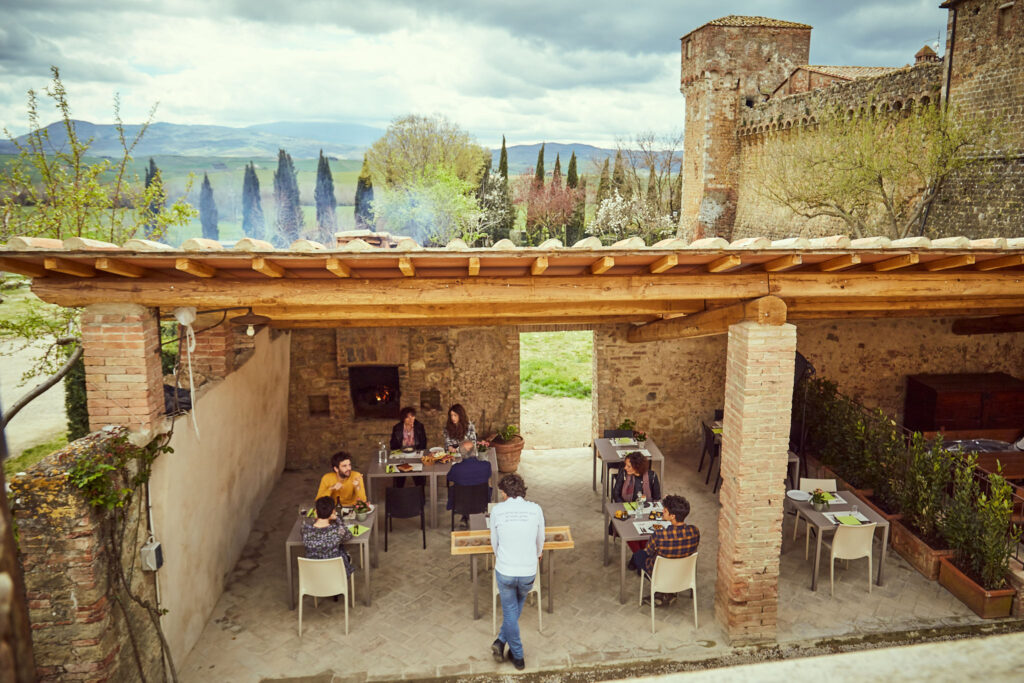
[588,191,676,245]
[513,172,580,246]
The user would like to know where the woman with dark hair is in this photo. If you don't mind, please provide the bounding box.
[443,403,477,452]
[611,451,661,504]
[390,406,427,451]
[301,496,355,577]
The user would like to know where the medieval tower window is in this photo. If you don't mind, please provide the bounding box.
[997,2,1014,37]
[685,39,693,59]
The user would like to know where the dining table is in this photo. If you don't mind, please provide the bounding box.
[365,448,498,529]
[603,501,669,603]
[593,437,666,504]
[285,507,378,609]
[785,489,891,591]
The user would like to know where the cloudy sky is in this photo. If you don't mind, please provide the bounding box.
[0,0,948,147]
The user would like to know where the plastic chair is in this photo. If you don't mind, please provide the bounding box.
[492,571,542,636]
[698,422,721,485]
[638,553,698,634]
[823,523,877,597]
[793,477,838,542]
[297,556,353,636]
[451,482,490,530]
[385,485,426,551]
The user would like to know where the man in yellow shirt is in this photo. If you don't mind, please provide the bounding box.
[316,452,367,507]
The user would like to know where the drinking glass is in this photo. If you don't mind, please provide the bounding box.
[851,505,859,518]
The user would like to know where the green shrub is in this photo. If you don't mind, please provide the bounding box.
[895,433,953,546]
[64,353,89,441]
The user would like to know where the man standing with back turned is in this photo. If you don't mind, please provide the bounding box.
[489,473,544,671]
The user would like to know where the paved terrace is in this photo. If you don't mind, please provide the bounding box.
[180,448,980,682]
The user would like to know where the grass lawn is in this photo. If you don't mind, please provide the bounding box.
[520,330,593,399]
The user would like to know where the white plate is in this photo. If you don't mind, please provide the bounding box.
[786,490,811,502]
[429,446,444,454]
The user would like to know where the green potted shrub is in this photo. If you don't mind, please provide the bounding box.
[492,424,524,473]
[353,499,370,522]
[889,433,954,580]
[939,455,1020,618]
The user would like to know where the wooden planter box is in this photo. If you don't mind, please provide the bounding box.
[938,556,1015,619]
[862,494,903,525]
[890,519,953,580]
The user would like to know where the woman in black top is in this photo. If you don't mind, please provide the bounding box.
[611,451,661,503]
[390,406,427,451]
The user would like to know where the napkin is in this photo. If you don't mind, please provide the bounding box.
[349,524,370,537]
[385,465,396,473]
[622,502,637,511]
[822,492,837,501]
[836,515,861,525]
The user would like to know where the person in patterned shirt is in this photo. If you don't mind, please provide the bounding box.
[630,494,699,606]
[301,496,354,577]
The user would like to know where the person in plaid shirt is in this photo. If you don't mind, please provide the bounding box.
[630,495,699,606]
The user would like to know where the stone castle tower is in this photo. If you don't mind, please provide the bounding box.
[679,16,811,240]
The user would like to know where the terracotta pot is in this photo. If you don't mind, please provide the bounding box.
[938,556,1015,619]
[890,519,953,580]
[494,436,525,473]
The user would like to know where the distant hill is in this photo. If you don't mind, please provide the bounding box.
[0,120,621,169]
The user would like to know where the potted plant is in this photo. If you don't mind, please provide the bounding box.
[889,433,954,580]
[617,418,647,443]
[810,489,831,512]
[938,455,1020,618]
[354,499,370,522]
[492,424,524,473]
[476,439,490,454]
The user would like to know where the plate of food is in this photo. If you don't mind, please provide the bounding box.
[429,446,444,454]
[401,446,416,453]
[786,490,811,502]
[397,463,415,472]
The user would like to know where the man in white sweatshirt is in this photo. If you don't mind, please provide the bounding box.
[489,473,545,670]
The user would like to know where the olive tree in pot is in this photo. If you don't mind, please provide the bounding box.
[492,424,524,473]
[938,454,1021,618]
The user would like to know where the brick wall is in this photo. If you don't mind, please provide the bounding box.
[80,304,164,434]
[10,430,162,682]
[714,322,796,643]
[286,326,519,470]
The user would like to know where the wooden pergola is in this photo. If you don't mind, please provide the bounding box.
[2,234,1024,336]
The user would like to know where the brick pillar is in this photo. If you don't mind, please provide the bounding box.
[81,304,164,433]
[185,318,235,380]
[714,321,796,644]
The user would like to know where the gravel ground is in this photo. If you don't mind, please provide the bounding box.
[519,396,592,449]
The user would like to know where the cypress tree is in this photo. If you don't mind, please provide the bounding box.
[533,143,545,188]
[314,150,337,242]
[612,149,629,198]
[143,158,163,238]
[477,156,492,201]
[552,154,562,190]
[273,149,303,246]
[596,157,611,207]
[241,162,265,240]
[566,152,578,189]
[498,136,509,179]
[567,176,586,246]
[646,167,658,208]
[498,137,514,238]
[354,154,375,230]
[199,173,219,241]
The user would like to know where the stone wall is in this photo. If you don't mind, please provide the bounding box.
[286,326,519,470]
[10,429,162,682]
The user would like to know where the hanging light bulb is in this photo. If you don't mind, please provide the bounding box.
[246,324,256,337]
[230,308,271,336]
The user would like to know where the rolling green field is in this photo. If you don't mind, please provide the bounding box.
[520,330,593,400]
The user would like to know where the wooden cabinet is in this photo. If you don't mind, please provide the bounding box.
[903,372,1024,433]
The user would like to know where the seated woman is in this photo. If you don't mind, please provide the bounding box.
[443,403,477,452]
[611,451,661,552]
[389,405,427,487]
[301,496,355,581]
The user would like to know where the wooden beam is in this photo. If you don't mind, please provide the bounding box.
[398,257,415,277]
[707,254,742,273]
[818,254,861,272]
[649,254,678,274]
[976,254,1024,272]
[769,272,1022,300]
[175,258,216,278]
[94,257,146,278]
[31,274,771,309]
[590,256,614,275]
[43,257,95,278]
[0,257,46,278]
[325,258,350,278]
[952,315,1024,336]
[251,257,285,278]
[925,254,975,271]
[530,256,548,275]
[271,314,656,329]
[627,295,787,343]
[872,253,919,272]
[468,257,480,276]
[763,254,802,272]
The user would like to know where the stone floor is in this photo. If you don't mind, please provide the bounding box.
[179,448,983,682]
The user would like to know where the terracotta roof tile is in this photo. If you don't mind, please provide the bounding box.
[705,15,812,29]
[802,65,901,80]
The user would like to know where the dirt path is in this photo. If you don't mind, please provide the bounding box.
[0,340,67,456]
[519,395,592,449]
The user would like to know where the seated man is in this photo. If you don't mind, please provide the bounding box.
[447,437,492,529]
[630,494,699,607]
[316,451,367,507]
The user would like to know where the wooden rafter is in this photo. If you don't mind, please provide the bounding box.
[763,255,801,272]
[252,257,285,278]
[44,257,95,278]
[0,257,46,278]
[872,254,919,272]
[530,257,548,275]
[707,254,742,273]
[627,295,787,343]
[398,257,415,277]
[649,254,678,274]
[94,257,146,278]
[590,256,614,275]
[468,257,480,276]
[272,313,654,329]
[175,258,216,278]
[976,254,1024,272]
[925,254,975,271]
[325,258,351,278]
[818,254,861,272]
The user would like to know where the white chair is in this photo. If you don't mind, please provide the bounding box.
[638,553,698,634]
[297,557,354,636]
[492,571,542,635]
[824,522,877,597]
[793,477,837,543]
